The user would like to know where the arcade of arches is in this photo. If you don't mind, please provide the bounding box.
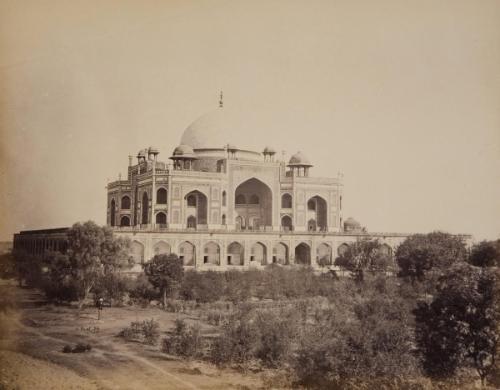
[136,240,381,267]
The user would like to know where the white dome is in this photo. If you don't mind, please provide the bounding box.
[180,107,261,152]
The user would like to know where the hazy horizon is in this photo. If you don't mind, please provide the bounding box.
[1,0,499,242]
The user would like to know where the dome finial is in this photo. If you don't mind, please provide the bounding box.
[219,90,223,108]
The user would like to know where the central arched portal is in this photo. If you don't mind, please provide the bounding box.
[234,178,272,229]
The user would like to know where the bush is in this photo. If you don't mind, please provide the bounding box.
[62,343,92,353]
[119,318,160,345]
[93,272,132,306]
[129,274,159,304]
[180,271,226,303]
[141,318,160,345]
[162,319,204,359]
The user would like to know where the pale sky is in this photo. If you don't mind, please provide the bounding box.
[1,0,499,242]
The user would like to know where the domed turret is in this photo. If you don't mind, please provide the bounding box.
[344,217,364,233]
[263,146,276,162]
[288,151,313,167]
[171,144,195,158]
[170,144,197,171]
[287,151,313,177]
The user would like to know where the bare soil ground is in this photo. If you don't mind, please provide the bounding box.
[0,280,266,390]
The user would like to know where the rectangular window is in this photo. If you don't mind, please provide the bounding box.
[204,256,208,263]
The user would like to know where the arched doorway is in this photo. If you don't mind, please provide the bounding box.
[251,242,267,265]
[273,242,288,265]
[337,243,349,256]
[157,188,167,204]
[317,243,332,266]
[234,178,273,228]
[295,243,311,265]
[281,193,292,208]
[142,192,149,225]
[235,216,245,230]
[154,241,171,255]
[281,215,293,231]
[179,242,195,266]
[187,215,196,228]
[110,199,116,227]
[120,215,130,226]
[131,241,145,264]
[185,190,208,226]
[227,242,244,265]
[379,243,393,257]
[306,196,327,231]
[203,242,220,265]
[156,212,167,226]
[121,196,131,209]
[307,219,317,231]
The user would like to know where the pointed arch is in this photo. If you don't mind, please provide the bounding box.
[273,242,289,265]
[295,242,311,265]
[222,190,227,206]
[142,192,149,224]
[131,241,144,264]
[281,193,292,208]
[179,241,195,266]
[317,243,332,266]
[281,215,293,231]
[250,242,267,265]
[153,241,171,255]
[110,199,116,227]
[121,195,131,209]
[185,190,207,225]
[203,241,220,265]
[306,195,327,231]
[337,243,350,256]
[157,188,167,204]
[120,215,130,227]
[235,178,273,227]
[227,242,244,266]
[155,212,167,225]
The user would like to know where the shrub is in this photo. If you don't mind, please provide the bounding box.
[162,319,204,359]
[141,318,160,345]
[180,271,226,303]
[62,343,92,353]
[129,274,159,304]
[119,318,160,345]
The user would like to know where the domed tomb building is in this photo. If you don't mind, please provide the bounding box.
[101,101,413,271]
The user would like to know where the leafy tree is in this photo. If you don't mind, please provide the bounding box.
[334,239,393,281]
[293,290,419,388]
[44,221,132,307]
[396,231,468,284]
[0,252,16,280]
[469,240,500,267]
[12,249,43,287]
[414,263,499,386]
[143,253,184,307]
[180,270,226,303]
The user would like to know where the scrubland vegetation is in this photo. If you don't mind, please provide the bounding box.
[3,221,500,389]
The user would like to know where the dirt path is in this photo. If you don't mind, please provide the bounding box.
[0,281,263,390]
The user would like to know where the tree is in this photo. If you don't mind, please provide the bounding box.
[44,221,132,308]
[12,249,43,287]
[396,231,468,284]
[334,239,393,281]
[469,240,500,268]
[143,253,184,307]
[414,263,499,386]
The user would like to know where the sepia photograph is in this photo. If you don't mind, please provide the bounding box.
[1,0,499,389]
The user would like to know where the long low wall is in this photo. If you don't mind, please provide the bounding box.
[13,227,473,272]
[114,230,409,272]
